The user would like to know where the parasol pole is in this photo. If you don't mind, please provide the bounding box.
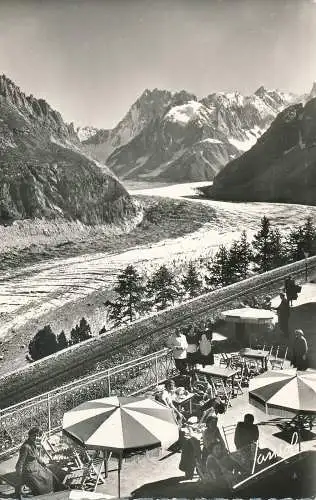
[118,452,122,498]
[103,449,108,478]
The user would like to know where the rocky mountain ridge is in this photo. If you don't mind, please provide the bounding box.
[0,74,136,224]
[202,96,316,205]
[81,86,298,183]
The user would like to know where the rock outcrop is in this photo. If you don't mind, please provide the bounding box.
[0,75,136,224]
[203,97,316,205]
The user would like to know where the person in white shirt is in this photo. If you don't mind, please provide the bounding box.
[167,329,188,374]
[155,384,183,424]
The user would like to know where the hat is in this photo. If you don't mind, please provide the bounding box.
[295,329,304,336]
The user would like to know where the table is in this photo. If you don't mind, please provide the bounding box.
[173,392,195,414]
[196,365,239,397]
[239,348,270,371]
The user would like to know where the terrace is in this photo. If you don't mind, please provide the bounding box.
[0,281,316,498]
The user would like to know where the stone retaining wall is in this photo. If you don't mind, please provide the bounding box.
[1,257,315,407]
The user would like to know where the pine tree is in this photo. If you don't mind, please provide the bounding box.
[182,261,203,298]
[57,330,68,350]
[252,216,285,272]
[269,227,287,269]
[147,264,179,310]
[228,231,253,281]
[108,265,146,325]
[28,325,59,361]
[286,216,316,261]
[70,317,92,344]
[205,245,232,288]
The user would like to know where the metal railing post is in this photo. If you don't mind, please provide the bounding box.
[47,394,51,433]
[155,353,159,386]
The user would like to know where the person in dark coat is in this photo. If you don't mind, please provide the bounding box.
[284,276,300,306]
[292,329,308,370]
[234,414,259,450]
[15,427,54,499]
[276,293,290,337]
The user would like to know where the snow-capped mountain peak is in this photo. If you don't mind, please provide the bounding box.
[82,85,301,184]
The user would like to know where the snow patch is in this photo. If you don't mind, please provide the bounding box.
[200,138,223,145]
[165,101,203,125]
[228,127,263,152]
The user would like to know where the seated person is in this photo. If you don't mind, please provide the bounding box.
[155,384,183,424]
[165,379,177,397]
[200,397,226,423]
[234,413,259,450]
[15,427,54,499]
[204,442,238,489]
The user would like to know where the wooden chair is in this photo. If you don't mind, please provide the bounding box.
[270,346,288,370]
[64,450,107,492]
[219,352,232,368]
[210,377,232,409]
[222,424,237,452]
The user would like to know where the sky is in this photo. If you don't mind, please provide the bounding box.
[0,0,316,128]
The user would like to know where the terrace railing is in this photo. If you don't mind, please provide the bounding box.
[0,348,174,459]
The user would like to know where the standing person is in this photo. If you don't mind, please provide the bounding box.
[234,414,259,450]
[167,329,188,375]
[15,427,54,499]
[276,293,290,337]
[199,325,214,367]
[292,329,308,370]
[284,276,300,306]
[202,416,225,466]
[185,325,201,372]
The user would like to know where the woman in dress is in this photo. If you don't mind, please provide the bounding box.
[199,325,214,367]
[15,427,54,499]
[185,325,201,372]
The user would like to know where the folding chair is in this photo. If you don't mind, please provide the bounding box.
[270,346,288,370]
[219,352,232,368]
[40,432,76,467]
[268,345,279,368]
[65,450,107,492]
[232,363,247,395]
[210,377,232,409]
[222,424,237,452]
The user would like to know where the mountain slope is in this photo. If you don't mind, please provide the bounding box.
[82,88,196,160]
[202,97,316,205]
[82,87,296,184]
[0,75,136,224]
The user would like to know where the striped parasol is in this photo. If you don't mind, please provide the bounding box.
[63,395,178,451]
[63,396,179,497]
[249,369,316,417]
